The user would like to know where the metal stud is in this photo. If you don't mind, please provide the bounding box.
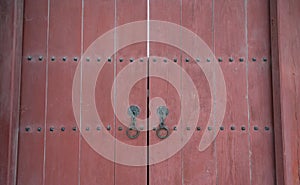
[241,126,246,131]
[61,127,65,131]
[265,126,270,131]
[62,57,67,61]
[37,127,42,132]
[163,59,167,63]
[252,58,256,62]
[218,58,223,62]
[25,127,30,132]
[206,58,211,62]
[139,126,144,130]
[173,58,177,62]
[73,57,78,62]
[119,58,123,62]
[208,126,212,131]
[196,126,201,131]
[196,58,200,62]
[239,58,244,62]
[107,58,112,62]
[86,127,90,131]
[27,56,32,61]
[97,57,101,62]
[220,126,224,131]
[153,58,157,62]
[173,126,177,131]
[185,58,189,62]
[50,127,54,132]
[51,56,55,61]
[118,126,123,131]
[153,127,157,131]
[107,125,111,130]
[230,126,235,130]
[38,56,43,61]
[263,57,267,62]
[86,57,90,62]
[229,57,234,62]
[130,58,134,62]
[140,59,143,62]
[72,127,77,131]
[254,126,259,131]
[186,126,190,130]
[96,126,101,131]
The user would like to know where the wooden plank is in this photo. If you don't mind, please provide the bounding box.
[247,0,275,184]
[181,0,217,184]
[0,0,23,184]
[115,0,147,185]
[16,0,47,184]
[214,0,250,184]
[149,0,182,184]
[79,0,115,185]
[274,0,300,184]
[45,0,82,184]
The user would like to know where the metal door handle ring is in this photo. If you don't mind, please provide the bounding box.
[156,126,169,139]
[126,127,140,139]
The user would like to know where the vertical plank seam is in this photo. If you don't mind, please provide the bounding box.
[42,0,50,183]
[244,0,252,184]
[78,0,84,185]
[113,1,117,185]
[180,1,183,184]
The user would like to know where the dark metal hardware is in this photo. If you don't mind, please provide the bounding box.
[51,56,55,61]
[107,125,111,130]
[196,58,200,62]
[252,58,256,62]
[156,106,169,139]
[126,105,140,139]
[241,126,246,131]
[229,57,234,62]
[206,58,211,62]
[173,58,177,62]
[130,58,134,62]
[62,57,67,61]
[61,127,65,131]
[38,56,43,61]
[220,126,224,131]
[96,126,101,131]
[72,127,77,131]
[107,58,112,62]
[27,56,32,61]
[254,126,259,131]
[119,58,123,62]
[25,127,30,132]
[197,126,201,131]
[218,58,222,62]
[97,57,101,62]
[73,57,78,62]
[185,58,189,62]
[230,126,235,130]
[239,58,244,62]
[37,127,42,132]
[50,127,54,132]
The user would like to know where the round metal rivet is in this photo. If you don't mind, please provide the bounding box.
[163,59,167,63]
[254,126,259,131]
[118,126,123,131]
[38,56,43,61]
[185,58,189,62]
[62,57,67,61]
[96,126,101,131]
[186,126,190,130]
[107,125,111,130]
[139,126,144,130]
[229,57,234,62]
[25,127,30,132]
[197,126,201,131]
[218,58,222,62]
[241,126,246,131]
[206,58,210,62]
[72,127,77,131]
[239,58,244,62]
[37,127,42,132]
[252,58,256,62]
[208,126,212,131]
[153,58,156,62]
[130,58,134,62]
[86,57,90,62]
[263,57,267,62]
[119,58,123,62]
[50,127,54,132]
[265,126,270,131]
[140,59,143,62]
[85,127,90,131]
[173,126,177,131]
[107,58,112,62]
[27,56,32,61]
[173,58,177,62]
[220,126,224,131]
[61,127,65,131]
[97,57,101,62]
[73,57,78,62]
[153,127,157,131]
[231,126,235,130]
[196,58,200,62]
[51,56,55,61]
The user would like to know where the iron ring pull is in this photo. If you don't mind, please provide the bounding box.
[126,105,140,139]
[155,106,169,139]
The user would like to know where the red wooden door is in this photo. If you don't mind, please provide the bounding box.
[17,0,275,185]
